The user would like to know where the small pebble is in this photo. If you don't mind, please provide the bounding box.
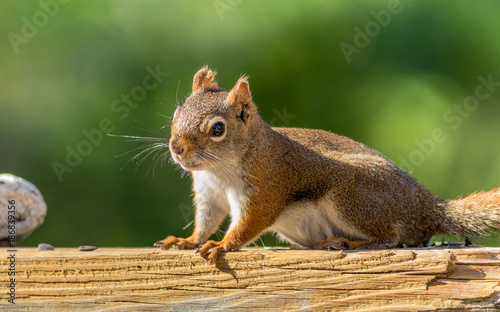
[79,245,98,251]
[38,243,54,250]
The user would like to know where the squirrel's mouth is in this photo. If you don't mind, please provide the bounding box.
[171,152,204,171]
[179,161,202,171]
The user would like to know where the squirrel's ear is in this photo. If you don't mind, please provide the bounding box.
[227,76,252,106]
[192,65,219,92]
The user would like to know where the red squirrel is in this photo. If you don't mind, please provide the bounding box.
[155,66,500,264]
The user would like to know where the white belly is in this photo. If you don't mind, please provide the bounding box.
[270,197,369,248]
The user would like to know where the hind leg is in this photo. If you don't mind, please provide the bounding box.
[315,227,400,250]
[314,237,399,250]
[315,237,367,250]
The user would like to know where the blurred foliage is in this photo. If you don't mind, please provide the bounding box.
[1,0,499,247]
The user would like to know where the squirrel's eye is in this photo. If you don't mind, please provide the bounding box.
[210,122,225,137]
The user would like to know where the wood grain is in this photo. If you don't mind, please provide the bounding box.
[0,247,499,311]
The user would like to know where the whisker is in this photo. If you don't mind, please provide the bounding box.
[114,142,165,158]
[116,144,162,171]
[182,220,194,230]
[130,125,167,138]
[152,147,172,174]
[107,133,168,141]
[107,133,169,142]
[134,145,165,167]
[155,113,172,119]
[199,151,243,186]
[154,96,177,109]
[200,150,252,183]
[125,138,169,143]
[175,79,181,105]
[145,148,166,177]
[121,144,167,172]
[124,115,168,137]
[109,119,172,174]
[203,151,243,171]
[214,227,224,240]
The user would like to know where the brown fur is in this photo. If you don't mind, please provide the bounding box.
[155,66,500,264]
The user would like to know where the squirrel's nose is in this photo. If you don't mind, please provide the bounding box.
[173,145,185,155]
[170,139,186,156]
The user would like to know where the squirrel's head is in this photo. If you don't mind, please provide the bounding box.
[169,66,258,172]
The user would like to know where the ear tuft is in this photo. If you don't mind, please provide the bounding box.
[192,65,219,92]
[228,75,252,105]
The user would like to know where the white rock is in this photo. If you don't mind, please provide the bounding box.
[0,174,47,246]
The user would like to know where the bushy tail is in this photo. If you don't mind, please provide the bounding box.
[440,188,500,238]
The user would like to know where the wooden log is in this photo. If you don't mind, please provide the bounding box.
[0,247,499,311]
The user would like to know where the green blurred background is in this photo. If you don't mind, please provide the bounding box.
[1,0,499,247]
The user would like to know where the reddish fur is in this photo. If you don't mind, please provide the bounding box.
[156,66,500,264]
[456,188,500,206]
[227,76,251,105]
[192,65,219,92]
[440,188,500,237]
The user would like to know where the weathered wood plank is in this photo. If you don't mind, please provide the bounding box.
[0,248,499,311]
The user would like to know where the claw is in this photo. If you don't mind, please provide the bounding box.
[207,255,216,265]
[314,237,350,250]
[314,237,372,250]
[208,246,227,264]
[154,236,180,250]
[154,236,199,250]
[154,241,169,250]
[196,249,208,258]
[196,241,228,264]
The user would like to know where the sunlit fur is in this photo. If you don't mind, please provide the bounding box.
[150,67,500,263]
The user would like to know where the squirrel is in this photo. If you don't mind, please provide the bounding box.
[154,66,500,264]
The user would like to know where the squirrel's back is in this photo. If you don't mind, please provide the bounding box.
[273,127,382,158]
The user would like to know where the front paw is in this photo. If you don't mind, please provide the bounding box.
[197,240,228,264]
[154,236,197,250]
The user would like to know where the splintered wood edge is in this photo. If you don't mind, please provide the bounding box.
[0,247,499,311]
